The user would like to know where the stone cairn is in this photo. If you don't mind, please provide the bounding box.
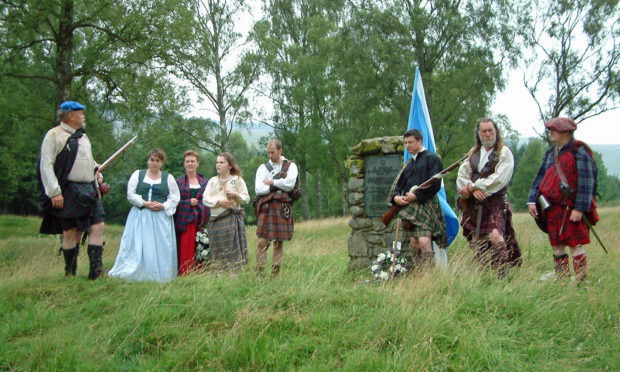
[345,136,406,269]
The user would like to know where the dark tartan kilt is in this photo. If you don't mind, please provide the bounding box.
[461,196,521,265]
[40,182,104,234]
[398,195,447,248]
[256,199,294,241]
[207,209,248,270]
[546,204,590,247]
[461,197,507,235]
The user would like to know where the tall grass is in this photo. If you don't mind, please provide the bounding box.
[1,210,618,371]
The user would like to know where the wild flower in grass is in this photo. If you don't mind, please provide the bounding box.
[371,248,408,281]
[195,225,210,264]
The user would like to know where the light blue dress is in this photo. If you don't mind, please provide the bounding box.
[108,170,180,282]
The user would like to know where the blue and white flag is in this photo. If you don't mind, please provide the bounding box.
[404,68,460,265]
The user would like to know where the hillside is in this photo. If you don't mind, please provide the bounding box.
[592,144,620,177]
[1,211,619,370]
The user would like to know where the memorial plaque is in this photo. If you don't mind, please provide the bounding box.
[364,154,402,217]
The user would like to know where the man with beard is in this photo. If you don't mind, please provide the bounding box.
[254,139,298,277]
[457,118,521,276]
[38,101,106,279]
[527,117,598,282]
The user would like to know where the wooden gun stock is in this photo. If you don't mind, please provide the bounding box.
[380,154,468,226]
[381,205,399,226]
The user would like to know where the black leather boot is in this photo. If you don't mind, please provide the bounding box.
[61,246,79,276]
[87,244,104,280]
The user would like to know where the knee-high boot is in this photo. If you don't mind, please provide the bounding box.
[61,246,79,276]
[87,244,104,280]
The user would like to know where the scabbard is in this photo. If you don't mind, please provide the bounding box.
[474,203,483,240]
[583,218,608,254]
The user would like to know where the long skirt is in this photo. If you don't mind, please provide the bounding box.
[108,207,178,282]
[178,222,198,275]
[207,209,248,271]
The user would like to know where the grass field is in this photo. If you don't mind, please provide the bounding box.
[1,209,619,371]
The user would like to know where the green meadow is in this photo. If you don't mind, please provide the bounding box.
[1,209,619,371]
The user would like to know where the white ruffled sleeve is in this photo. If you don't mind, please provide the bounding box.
[254,164,270,195]
[126,170,144,207]
[272,161,298,192]
[163,173,180,217]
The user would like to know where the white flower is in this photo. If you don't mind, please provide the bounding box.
[377,253,386,262]
[201,249,209,258]
[371,264,379,271]
[395,264,402,271]
[379,271,389,280]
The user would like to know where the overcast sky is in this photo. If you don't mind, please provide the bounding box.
[492,70,619,145]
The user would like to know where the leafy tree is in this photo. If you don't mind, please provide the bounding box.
[519,0,619,130]
[167,0,261,153]
[252,0,346,219]
[0,0,190,214]
[340,0,523,205]
[509,138,545,211]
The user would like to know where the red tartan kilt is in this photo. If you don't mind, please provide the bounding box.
[546,204,590,247]
[256,200,294,241]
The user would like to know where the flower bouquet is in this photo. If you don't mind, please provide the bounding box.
[195,225,210,264]
[371,248,409,281]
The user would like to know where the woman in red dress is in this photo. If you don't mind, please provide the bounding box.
[174,150,210,275]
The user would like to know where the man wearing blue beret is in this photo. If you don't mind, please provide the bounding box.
[38,101,106,280]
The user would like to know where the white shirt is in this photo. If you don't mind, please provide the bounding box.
[202,175,250,217]
[39,123,98,197]
[457,146,514,195]
[254,157,298,196]
[126,170,180,217]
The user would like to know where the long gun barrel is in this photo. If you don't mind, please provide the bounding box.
[97,135,137,173]
[381,154,468,226]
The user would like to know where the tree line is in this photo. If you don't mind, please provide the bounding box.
[1,0,618,222]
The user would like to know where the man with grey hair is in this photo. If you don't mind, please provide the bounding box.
[38,101,106,280]
[457,118,521,277]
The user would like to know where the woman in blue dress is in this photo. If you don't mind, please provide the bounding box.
[109,148,180,282]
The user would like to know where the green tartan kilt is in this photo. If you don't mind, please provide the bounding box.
[398,195,447,248]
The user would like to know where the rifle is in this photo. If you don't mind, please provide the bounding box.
[96,135,137,194]
[381,154,468,226]
[97,135,138,173]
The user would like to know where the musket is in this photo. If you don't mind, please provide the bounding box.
[95,135,137,195]
[381,154,468,226]
[97,135,137,173]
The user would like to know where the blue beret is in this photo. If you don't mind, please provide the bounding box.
[59,101,86,111]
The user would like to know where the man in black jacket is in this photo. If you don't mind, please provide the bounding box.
[388,129,446,269]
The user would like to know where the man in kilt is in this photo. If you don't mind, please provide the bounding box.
[38,101,105,280]
[528,117,598,282]
[254,139,298,277]
[389,129,447,270]
[457,118,522,276]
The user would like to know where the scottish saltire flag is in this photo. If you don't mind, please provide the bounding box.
[404,68,460,264]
